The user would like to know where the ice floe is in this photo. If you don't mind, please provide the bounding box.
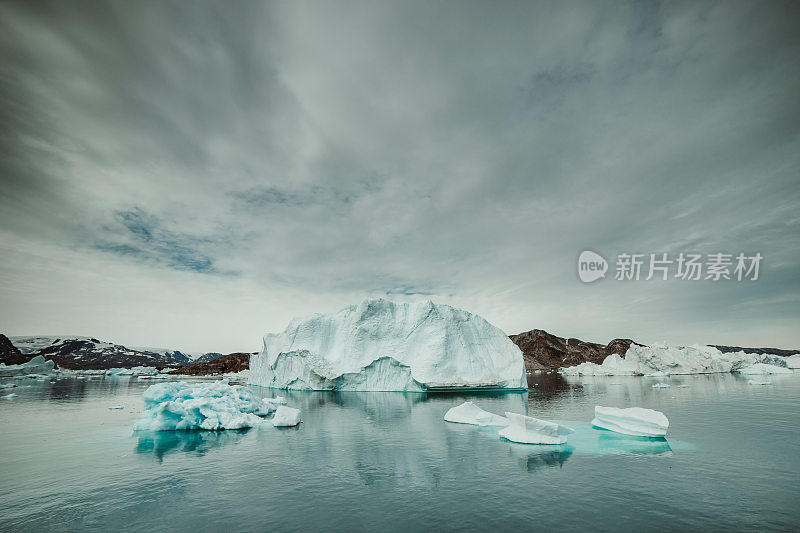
[592,406,669,437]
[272,406,302,427]
[0,355,55,377]
[248,298,527,391]
[263,396,287,410]
[561,343,794,376]
[133,381,275,431]
[443,401,509,426]
[498,412,574,445]
[106,366,159,376]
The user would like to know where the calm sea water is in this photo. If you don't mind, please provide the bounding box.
[1,372,799,532]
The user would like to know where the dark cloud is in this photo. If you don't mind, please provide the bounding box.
[0,0,799,348]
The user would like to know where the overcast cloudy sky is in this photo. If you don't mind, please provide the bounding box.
[1,1,798,352]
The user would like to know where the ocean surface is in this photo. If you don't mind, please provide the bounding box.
[1,372,799,532]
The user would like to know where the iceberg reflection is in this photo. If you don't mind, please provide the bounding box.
[134,429,249,461]
[507,446,574,472]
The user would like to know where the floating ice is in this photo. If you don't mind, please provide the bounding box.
[133,381,274,431]
[747,379,773,386]
[272,406,301,427]
[263,396,287,409]
[592,406,669,437]
[0,355,55,377]
[652,383,671,389]
[106,366,159,376]
[108,405,124,410]
[0,383,17,389]
[498,412,574,444]
[443,401,509,426]
[3,393,17,399]
[735,363,793,375]
[561,343,792,376]
[248,298,527,391]
[785,355,800,369]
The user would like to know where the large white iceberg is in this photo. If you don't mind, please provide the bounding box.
[133,381,274,431]
[561,343,792,376]
[499,412,574,444]
[592,406,669,437]
[444,401,509,426]
[248,298,527,391]
[0,355,55,377]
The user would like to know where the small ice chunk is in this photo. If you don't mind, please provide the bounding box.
[108,405,124,410]
[0,383,17,389]
[498,412,573,444]
[747,379,773,386]
[652,383,671,389]
[3,393,18,399]
[263,396,287,408]
[735,363,793,375]
[272,405,301,427]
[592,406,669,437]
[444,401,509,426]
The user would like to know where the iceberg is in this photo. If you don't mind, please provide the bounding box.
[785,354,800,369]
[443,401,509,426]
[248,298,527,391]
[0,355,55,377]
[734,363,793,375]
[498,412,574,444]
[561,343,791,376]
[272,405,301,427]
[592,406,669,437]
[133,381,275,431]
[106,366,159,376]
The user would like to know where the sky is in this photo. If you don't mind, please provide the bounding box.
[1,0,799,353]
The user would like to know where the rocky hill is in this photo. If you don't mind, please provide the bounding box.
[0,334,28,365]
[509,329,643,371]
[193,352,225,364]
[711,345,798,357]
[168,352,252,375]
[5,336,192,370]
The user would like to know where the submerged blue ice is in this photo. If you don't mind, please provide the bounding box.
[460,420,690,456]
